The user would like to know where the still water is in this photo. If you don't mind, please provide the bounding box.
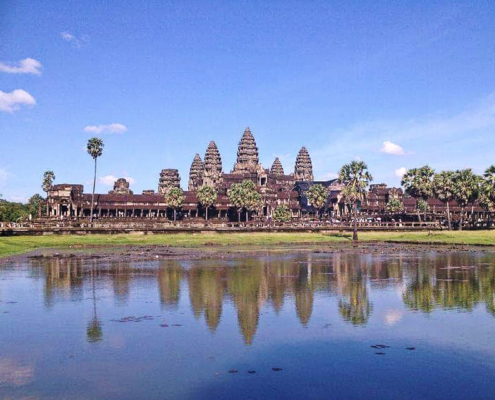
[1,249,495,400]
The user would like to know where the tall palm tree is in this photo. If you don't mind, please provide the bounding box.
[401,166,434,223]
[41,170,55,216]
[453,168,478,231]
[481,165,495,226]
[432,171,455,230]
[86,138,104,223]
[338,160,373,241]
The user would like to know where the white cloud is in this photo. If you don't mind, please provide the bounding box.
[0,58,42,75]
[380,141,405,155]
[395,167,407,178]
[61,32,90,48]
[84,123,128,134]
[99,175,135,186]
[0,89,36,113]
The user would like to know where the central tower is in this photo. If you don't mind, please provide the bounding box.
[232,127,260,174]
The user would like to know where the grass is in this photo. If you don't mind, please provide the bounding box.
[1,230,495,258]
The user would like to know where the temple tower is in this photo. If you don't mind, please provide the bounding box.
[158,169,180,194]
[188,154,204,191]
[294,147,313,181]
[109,178,133,195]
[203,141,223,187]
[232,127,259,174]
[270,157,284,176]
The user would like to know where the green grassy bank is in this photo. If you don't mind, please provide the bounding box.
[1,230,495,258]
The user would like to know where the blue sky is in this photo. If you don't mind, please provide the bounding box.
[1,1,495,202]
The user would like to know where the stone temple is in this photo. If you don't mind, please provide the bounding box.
[46,127,400,220]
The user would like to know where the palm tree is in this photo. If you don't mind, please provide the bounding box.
[165,187,185,222]
[481,165,495,227]
[196,185,217,221]
[227,180,259,222]
[273,205,291,222]
[227,183,244,222]
[452,168,478,231]
[338,160,373,241]
[401,166,434,223]
[386,198,404,214]
[306,184,328,219]
[86,138,104,223]
[41,170,55,217]
[245,189,263,221]
[432,171,455,230]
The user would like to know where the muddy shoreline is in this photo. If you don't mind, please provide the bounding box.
[2,241,494,266]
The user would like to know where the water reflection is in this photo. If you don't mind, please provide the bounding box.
[17,251,494,346]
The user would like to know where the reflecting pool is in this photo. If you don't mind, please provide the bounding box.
[1,249,495,399]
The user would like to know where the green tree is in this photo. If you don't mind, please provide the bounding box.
[338,160,373,241]
[86,138,104,223]
[306,184,328,219]
[227,180,260,222]
[416,199,430,214]
[228,183,244,222]
[386,198,404,214]
[432,171,455,230]
[196,185,217,221]
[28,194,45,218]
[273,205,291,222]
[481,165,495,226]
[401,166,435,222]
[165,187,185,222]
[42,171,55,216]
[453,169,479,231]
[245,189,263,221]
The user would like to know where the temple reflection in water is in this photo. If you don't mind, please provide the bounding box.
[24,251,495,345]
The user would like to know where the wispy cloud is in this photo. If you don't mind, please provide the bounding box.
[61,32,90,48]
[0,89,36,113]
[0,58,42,75]
[380,141,405,155]
[84,123,128,134]
[312,92,495,184]
[99,175,135,186]
[395,167,407,178]
[0,167,9,184]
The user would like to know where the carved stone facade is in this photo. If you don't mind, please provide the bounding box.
[109,178,133,195]
[294,147,314,181]
[188,154,204,191]
[158,169,180,194]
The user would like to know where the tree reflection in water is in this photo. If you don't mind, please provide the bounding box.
[30,251,495,345]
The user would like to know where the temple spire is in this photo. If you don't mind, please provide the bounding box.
[188,154,204,191]
[294,146,313,181]
[203,141,223,186]
[270,157,284,176]
[232,127,259,174]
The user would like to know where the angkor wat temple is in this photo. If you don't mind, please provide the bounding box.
[46,127,409,221]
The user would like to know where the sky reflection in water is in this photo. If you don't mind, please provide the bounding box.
[1,250,495,400]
